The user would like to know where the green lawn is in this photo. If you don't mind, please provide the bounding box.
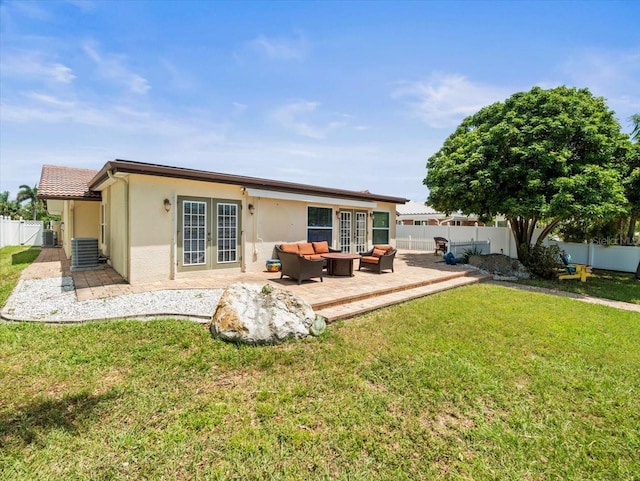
[2,284,639,480]
[519,268,640,305]
[0,246,41,308]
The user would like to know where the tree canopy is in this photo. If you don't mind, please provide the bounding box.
[425,86,633,260]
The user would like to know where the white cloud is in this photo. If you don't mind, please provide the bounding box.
[246,32,307,60]
[561,50,640,120]
[0,51,76,83]
[392,72,509,128]
[83,42,150,94]
[272,100,325,139]
[271,100,359,139]
[232,102,248,115]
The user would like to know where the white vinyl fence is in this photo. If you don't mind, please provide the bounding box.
[0,216,43,248]
[396,224,640,273]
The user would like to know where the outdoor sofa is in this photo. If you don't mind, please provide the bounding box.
[358,245,397,274]
[275,241,340,284]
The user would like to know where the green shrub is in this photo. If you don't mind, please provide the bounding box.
[460,246,484,264]
[521,243,564,279]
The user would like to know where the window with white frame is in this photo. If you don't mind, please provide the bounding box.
[372,211,390,244]
[307,207,333,243]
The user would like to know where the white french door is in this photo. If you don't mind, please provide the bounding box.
[339,210,368,253]
[177,196,241,272]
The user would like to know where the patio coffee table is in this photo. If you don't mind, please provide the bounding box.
[320,252,361,277]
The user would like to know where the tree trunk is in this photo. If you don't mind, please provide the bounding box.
[626,214,637,245]
[508,217,560,261]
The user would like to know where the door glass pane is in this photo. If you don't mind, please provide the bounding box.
[217,203,238,263]
[183,201,207,265]
[339,211,352,252]
[355,212,367,253]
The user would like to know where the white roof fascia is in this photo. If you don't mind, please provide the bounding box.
[245,188,377,209]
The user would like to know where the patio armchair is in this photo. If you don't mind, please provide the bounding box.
[434,237,448,255]
[558,253,592,282]
[275,245,325,284]
[358,245,397,274]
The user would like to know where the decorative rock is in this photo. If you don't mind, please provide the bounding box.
[468,254,531,279]
[210,283,317,344]
[310,315,327,336]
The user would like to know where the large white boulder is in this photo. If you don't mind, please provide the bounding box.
[210,283,323,345]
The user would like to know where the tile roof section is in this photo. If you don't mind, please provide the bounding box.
[38,165,101,201]
[90,159,409,205]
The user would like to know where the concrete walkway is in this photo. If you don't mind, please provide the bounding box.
[11,247,487,322]
[486,280,640,314]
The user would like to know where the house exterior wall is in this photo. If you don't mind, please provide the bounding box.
[58,200,100,259]
[74,201,101,238]
[105,180,128,280]
[242,196,398,273]
[95,172,399,283]
[127,174,244,284]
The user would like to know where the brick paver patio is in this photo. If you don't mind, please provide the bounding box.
[20,247,485,320]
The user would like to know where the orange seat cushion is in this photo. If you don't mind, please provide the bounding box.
[303,254,323,260]
[280,243,299,254]
[312,241,330,254]
[298,243,315,255]
[361,256,379,264]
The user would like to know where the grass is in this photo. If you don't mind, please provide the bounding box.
[1,284,639,480]
[519,268,640,305]
[0,246,41,308]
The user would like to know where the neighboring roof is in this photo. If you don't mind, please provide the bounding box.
[38,165,101,201]
[396,200,440,216]
[90,159,409,205]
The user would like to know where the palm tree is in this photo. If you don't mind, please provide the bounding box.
[631,113,640,142]
[17,184,38,220]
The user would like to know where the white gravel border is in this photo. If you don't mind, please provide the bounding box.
[1,276,223,323]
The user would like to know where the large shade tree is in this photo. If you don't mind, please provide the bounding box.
[425,86,631,261]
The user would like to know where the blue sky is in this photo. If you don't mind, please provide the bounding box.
[1,0,639,203]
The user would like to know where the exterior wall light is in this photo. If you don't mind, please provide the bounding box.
[163,198,172,212]
[248,203,255,215]
[370,212,375,220]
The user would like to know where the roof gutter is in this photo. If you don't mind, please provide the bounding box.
[89,159,408,205]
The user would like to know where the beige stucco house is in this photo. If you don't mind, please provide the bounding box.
[39,159,408,284]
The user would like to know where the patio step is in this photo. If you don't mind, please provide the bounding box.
[314,273,486,322]
[311,269,480,311]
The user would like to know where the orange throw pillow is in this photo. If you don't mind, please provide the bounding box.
[298,243,315,255]
[374,244,392,253]
[280,244,299,254]
[312,241,330,254]
[372,248,386,257]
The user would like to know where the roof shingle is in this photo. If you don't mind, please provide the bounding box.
[38,165,101,200]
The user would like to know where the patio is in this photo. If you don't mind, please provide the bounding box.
[20,247,487,321]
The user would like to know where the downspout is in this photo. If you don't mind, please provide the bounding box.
[107,170,130,282]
